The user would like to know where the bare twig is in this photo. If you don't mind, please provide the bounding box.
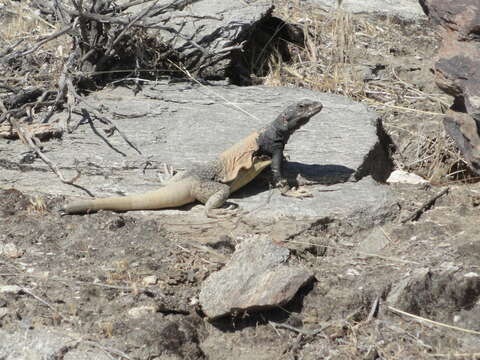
[401,187,450,223]
[79,340,132,360]
[6,22,76,60]
[7,115,93,196]
[17,285,67,321]
[106,0,161,56]
[175,244,218,265]
[66,81,142,155]
[67,8,211,57]
[387,306,480,336]
[81,109,128,157]
[431,353,480,359]
[269,321,329,336]
[178,240,228,264]
[41,53,76,123]
[366,295,380,322]
[0,39,25,58]
[287,240,420,264]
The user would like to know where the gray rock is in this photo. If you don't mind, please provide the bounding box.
[199,236,314,319]
[124,0,303,83]
[387,268,480,316]
[357,227,391,255]
[1,83,394,222]
[387,268,431,310]
[0,329,111,360]
[147,0,273,81]
[303,0,426,20]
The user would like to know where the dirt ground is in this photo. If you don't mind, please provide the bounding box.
[2,177,480,359]
[1,3,480,360]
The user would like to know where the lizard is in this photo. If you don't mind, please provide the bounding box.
[63,100,323,217]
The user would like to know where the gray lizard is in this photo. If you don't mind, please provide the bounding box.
[63,100,323,217]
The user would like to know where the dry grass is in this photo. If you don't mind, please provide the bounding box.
[0,0,55,40]
[267,0,471,184]
[27,196,48,214]
[0,0,68,88]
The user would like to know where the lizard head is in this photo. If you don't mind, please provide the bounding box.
[282,100,323,132]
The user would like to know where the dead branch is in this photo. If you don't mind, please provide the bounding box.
[387,305,480,336]
[0,100,58,125]
[0,39,25,58]
[17,285,67,321]
[69,82,143,155]
[7,114,93,196]
[5,23,76,61]
[106,0,160,55]
[81,108,128,157]
[4,88,45,110]
[269,321,329,336]
[401,187,450,223]
[41,53,77,124]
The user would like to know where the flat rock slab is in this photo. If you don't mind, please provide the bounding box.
[306,0,426,20]
[0,82,394,221]
[199,236,314,319]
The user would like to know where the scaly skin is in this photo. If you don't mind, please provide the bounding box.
[63,100,323,217]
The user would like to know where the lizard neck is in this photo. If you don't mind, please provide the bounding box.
[272,117,291,140]
[256,119,290,156]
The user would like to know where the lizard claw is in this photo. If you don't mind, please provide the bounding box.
[206,203,240,218]
[281,186,313,199]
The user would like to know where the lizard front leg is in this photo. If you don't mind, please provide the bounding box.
[271,150,312,198]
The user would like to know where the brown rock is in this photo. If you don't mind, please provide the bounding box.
[421,0,480,173]
[199,237,314,319]
[443,110,480,173]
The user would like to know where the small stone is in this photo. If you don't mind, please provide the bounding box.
[142,275,158,285]
[346,268,360,277]
[0,243,23,258]
[0,285,22,294]
[387,170,427,184]
[127,305,157,318]
[0,308,9,319]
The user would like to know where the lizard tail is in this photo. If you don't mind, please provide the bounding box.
[63,180,195,214]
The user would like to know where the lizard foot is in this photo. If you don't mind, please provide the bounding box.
[281,186,313,199]
[159,163,176,185]
[206,203,240,218]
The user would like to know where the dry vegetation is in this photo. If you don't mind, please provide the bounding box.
[268,0,474,184]
[0,0,69,88]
